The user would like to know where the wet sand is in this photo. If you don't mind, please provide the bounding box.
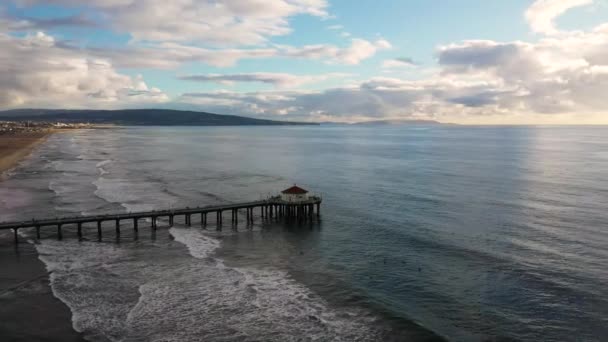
[0,131,86,341]
[0,232,86,341]
[0,131,53,175]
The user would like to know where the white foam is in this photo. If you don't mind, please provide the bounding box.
[96,160,113,168]
[169,227,220,259]
[166,228,378,341]
[32,227,377,342]
[36,240,138,341]
[95,160,112,176]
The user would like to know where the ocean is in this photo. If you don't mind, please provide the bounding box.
[0,125,607,341]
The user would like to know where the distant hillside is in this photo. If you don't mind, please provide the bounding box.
[353,119,445,126]
[0,109,317,126]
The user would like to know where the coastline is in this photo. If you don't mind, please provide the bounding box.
[0,130,87,341]
[0,231,86,342]
[0,130,54,176]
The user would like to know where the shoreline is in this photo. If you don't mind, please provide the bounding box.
[0,130,54,176]
[0,231,87,342]
[0,130,87,341]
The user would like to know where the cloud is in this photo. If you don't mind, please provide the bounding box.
[435,27,608,114]
[282,39,391,65]
[178,72,349,88]
[178,78,439,121]
[4,0,608,123]
[0,32,167,108]
[16,0,329,45]
[382,57,418,69]
[83,38,391,69]
[327,24,343,30]
[177,18,608,123]
[6,13,97,30]
[438,40,541,83]
[89,43,278,69]
[526,0,594,35]
[5,1,388,77]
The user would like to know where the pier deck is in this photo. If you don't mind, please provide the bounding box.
[0,197,322,243]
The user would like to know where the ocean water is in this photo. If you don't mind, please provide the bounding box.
[1,125,607,341]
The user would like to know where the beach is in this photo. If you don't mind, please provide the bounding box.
[0,130,87,341]
[0,131,53,175]
[0,231,86,342]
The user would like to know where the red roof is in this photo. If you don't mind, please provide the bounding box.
[281,185,308,194]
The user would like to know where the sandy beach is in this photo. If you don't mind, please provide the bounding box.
[0,131,53,175]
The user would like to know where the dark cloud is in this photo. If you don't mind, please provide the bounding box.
[395,57,417,65]
[439,41,524,69]
[12,14,98,30]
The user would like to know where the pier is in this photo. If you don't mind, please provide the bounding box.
[0,195,322,244]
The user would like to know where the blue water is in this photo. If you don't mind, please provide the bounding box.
[1,125,607,341]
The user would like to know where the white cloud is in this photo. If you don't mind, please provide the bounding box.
[281,39,391,65]
[525,0,594,35]
[16,0,329,46]
[177,20,608,123]
[6,1,388,75]
[85,38,391,69]
[0,32,167,108]
[90,43,278,69]
[4,0,608,123]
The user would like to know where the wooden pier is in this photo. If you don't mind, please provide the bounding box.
[0,196,322,244]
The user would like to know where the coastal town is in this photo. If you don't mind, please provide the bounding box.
[0,121,91,134]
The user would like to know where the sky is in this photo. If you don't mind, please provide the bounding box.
[1,0,608,124]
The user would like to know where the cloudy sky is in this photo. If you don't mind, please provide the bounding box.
[2,0,608,124]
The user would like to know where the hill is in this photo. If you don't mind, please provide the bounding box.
[0,109,316,126]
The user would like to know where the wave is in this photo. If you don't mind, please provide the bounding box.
[32,228,379,342]
[92,177,179,213]
[169,227,220,259]
[164,227,379,341]
[95,160,112,176]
